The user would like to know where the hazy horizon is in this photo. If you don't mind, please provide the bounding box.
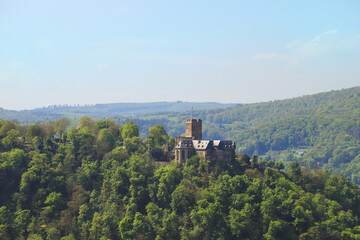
[1,1,359,110]
[2,86,358,111]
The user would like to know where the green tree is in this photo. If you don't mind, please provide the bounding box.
[121,121,139,140]
[42,192,65,219]
[97,128,116,155]
[1,129,24,150]
[0,206,13,230]
[145,124,169,149]
[168,137,175,150]
[67,127,96,157]
[89,212,103,240]
[171,179,198,215]
[264,220,296,240]
[78,116,95,130]
[95,119,115,130]
[275,162,285,171]
[54,117,71,138]
[14,209,31,236]
[46,227,61,240]
[124,137,145,154]
[0,121,15,137]
[26,124,44,141]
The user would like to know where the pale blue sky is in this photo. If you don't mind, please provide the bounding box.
[1,0,359,110]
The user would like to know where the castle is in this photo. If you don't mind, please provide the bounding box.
[174,118,236,163]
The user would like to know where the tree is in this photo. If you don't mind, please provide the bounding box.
[341,226,360,240]
[145,125,169,149]
[124,137,145,154]
[60,234,76,240]
[275,162,285,171]
[89,212,103,240]
[41,122,55,139]
[229,204,257,239]
[67,127,96,157]
[0,121,15,137]
[0,206,13,228]
[26,124,44,141]
[54,117,71,138]
[119,216,133,240]
[168,137,175,150]
[97,128,115,155]
[14,209,31,236]
[0,224,11,240]
[121,121,139,140]
[27,233,43,240]
[264,220,296,240]
[1,129,23,150]
[288,161,302,184]
[43,192,65,218]
[78,116,95,130]
[171,179,198,215]
[0,149,28,204]
[95,119,115,130]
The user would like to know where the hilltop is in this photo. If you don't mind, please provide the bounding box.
[0,102,237,123]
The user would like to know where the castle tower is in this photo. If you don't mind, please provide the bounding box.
[185,118,202,140]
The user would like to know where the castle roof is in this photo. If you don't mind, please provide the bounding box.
[193,140,212,150]
[175,139,236,151]
[175,139,193,149]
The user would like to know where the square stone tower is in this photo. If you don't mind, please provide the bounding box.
[185,118,202,140]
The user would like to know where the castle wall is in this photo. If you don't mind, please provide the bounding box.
[175,149,193,163]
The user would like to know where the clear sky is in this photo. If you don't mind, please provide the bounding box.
[1,0,359,110]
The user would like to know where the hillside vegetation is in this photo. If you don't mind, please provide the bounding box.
[199,87,360,184]
[0,118,359,239]
[120,87,360,184]
[1,87,360,184]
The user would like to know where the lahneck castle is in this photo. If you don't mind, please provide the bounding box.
[174,118,236,163]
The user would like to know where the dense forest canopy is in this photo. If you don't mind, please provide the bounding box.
[0,117,360,239]
[1,87,360,182]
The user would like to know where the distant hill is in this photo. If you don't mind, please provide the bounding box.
[0,101,237,123]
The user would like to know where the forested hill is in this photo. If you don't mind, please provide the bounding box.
[195,86,360,184]
[111,87,360,184]
[197,86,360,127]
[0,102,236,123]
[1,86,360,184]
[217,88,360,180]
[0,118,360,239]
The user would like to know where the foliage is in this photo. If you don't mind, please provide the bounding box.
[0,118,359,239]
[121,121,139,140]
